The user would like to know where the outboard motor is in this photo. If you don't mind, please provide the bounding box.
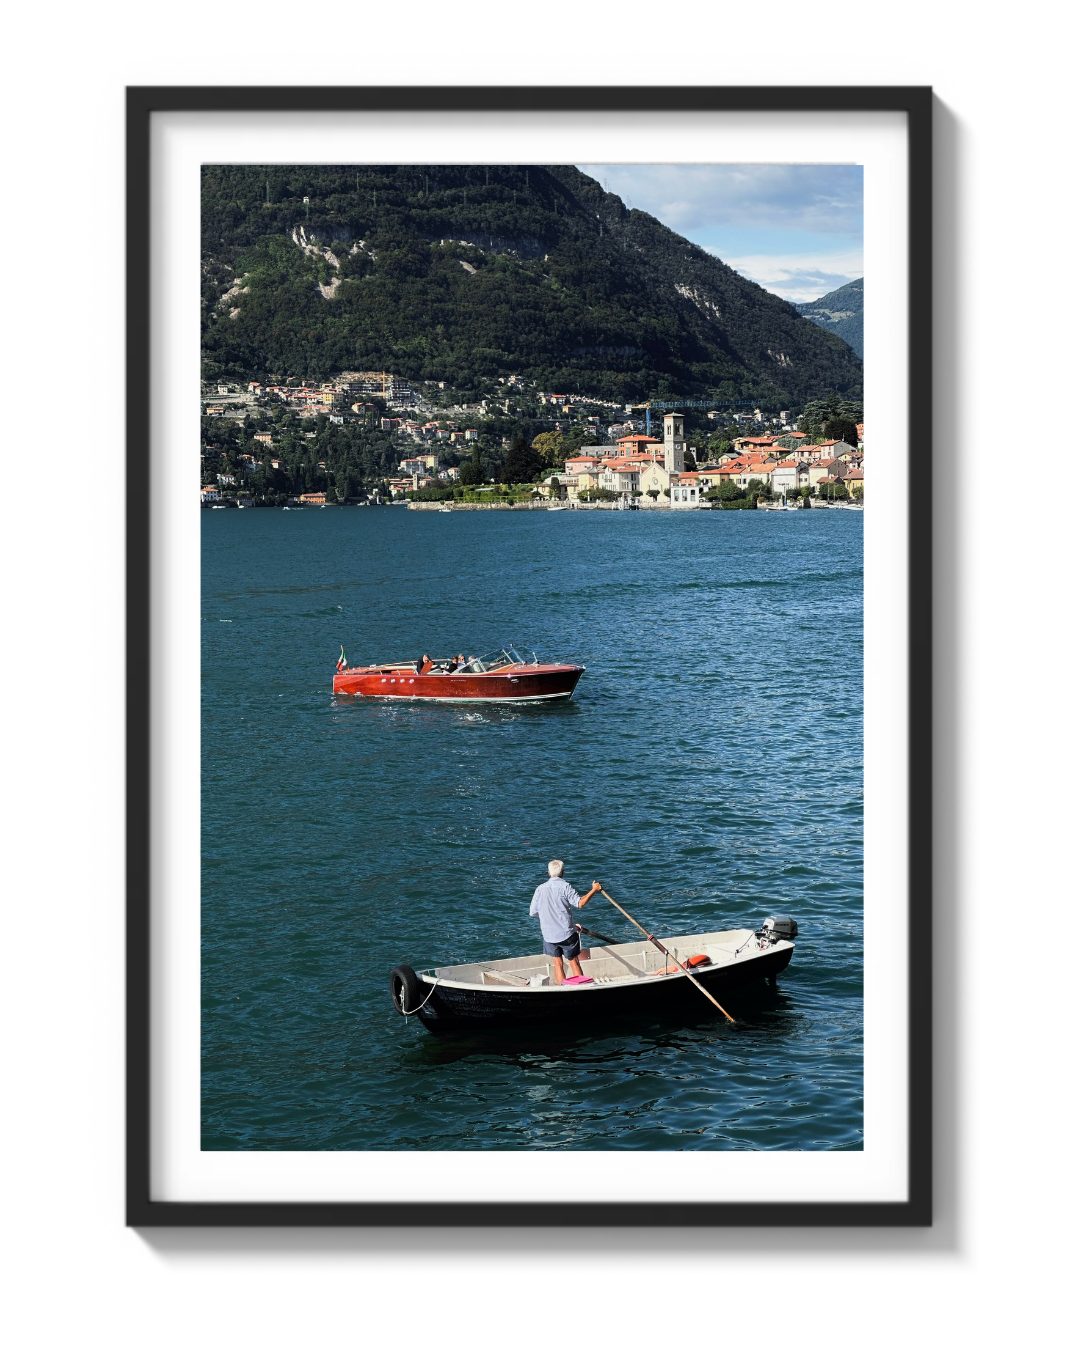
[758,915,798,944]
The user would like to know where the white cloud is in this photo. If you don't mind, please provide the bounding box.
[714,251,864,305]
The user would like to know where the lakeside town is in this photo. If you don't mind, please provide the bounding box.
[200,370,864,510]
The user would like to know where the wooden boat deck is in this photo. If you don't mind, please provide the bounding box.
[421,929,767,991]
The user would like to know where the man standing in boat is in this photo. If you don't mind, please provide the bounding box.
[530,861,602,985]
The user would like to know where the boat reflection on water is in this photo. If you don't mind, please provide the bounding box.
[402,982,802,1067]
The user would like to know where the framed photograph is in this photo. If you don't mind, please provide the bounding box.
[128,85,931,1225]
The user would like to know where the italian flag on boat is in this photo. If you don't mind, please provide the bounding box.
[336,646,347,671]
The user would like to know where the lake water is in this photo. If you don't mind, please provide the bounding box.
[201,505,863,1151]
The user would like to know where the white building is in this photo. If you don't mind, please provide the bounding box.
[669,472,704,508]
[770,460,803,497]
[598,460,641,495]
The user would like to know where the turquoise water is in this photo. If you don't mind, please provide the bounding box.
[201,506,863,1150]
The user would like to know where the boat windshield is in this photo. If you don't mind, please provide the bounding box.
[465,648,538,672]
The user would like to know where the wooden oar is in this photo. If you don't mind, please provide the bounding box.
[599,889,735,1023]
[577,924,621,945]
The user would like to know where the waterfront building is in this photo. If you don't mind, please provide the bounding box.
[770,460,803,497]
[637,460,673,498]
[598,459,643,495]
[841,468,864,495]
[732,458,777,490]
[566,469,603,500]
[808,459,843,488]
[696,467,728,492]
[669,472,704,508]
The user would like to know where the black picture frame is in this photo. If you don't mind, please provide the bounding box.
[127,84,932,1227]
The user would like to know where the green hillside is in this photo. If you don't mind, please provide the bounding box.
[794,278,863,358]
[202,164,862,405]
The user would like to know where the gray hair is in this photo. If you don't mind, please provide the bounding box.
[547,859,564,877]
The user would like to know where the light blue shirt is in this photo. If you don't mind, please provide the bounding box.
[530,877,583,943]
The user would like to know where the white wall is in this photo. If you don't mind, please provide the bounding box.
[1,3,1074,1346]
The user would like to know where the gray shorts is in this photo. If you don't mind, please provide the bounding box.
[543,932,581,962]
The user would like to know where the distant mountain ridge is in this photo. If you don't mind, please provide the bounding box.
[794,278,863,358]
[202,164,862,405]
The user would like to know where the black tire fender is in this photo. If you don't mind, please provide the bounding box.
[390,964,423,1015]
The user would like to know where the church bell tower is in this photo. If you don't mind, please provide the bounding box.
[663,413,685,474]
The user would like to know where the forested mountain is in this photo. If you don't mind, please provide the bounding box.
[794,278,863,358]
[202,165,862,405]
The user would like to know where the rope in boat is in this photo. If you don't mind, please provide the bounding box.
[402,976,441,1016]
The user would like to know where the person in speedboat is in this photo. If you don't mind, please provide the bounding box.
[529,861,602,985]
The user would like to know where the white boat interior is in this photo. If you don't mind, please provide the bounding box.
[420,929,786,991]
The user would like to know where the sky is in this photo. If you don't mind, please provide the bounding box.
[576,163,862,304]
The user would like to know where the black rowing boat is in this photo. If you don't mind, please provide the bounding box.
[390,916,797,1031]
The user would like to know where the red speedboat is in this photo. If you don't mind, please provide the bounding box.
[333,647,585,702]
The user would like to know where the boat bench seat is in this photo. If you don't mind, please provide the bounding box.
[429,933,756,988]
